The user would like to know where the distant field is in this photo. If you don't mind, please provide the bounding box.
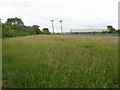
[2,35,118,88]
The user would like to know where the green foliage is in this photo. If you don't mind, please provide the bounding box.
[24,26,36,35]
[3,35,118,88]
[115,30,120,33]
[42,28,51,35]
[2,17,44,38]
[6,17,24,26]
[107,25,115,33]
[32,25,42,35]
[102,30,108,34]
[56,33,61,35]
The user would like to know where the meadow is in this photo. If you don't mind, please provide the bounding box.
[2,35,118,88]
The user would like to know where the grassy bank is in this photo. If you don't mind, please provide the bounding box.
[2,35,118,88]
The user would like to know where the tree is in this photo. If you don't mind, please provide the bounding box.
[6,17,24,26]
[2,17,38,38]
[42,28,51,35]
[2,17,51,38]
[107,25,115,33]
[32,25,42,34]
[102,30,108,34]
[116,30,120,33]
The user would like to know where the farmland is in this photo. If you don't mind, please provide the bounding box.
[2,35,118,88]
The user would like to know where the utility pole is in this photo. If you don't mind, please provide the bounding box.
[0,18,1,24]
[0,18,2,38]
[118,1,120,30]
[0,18,2,28]
[59,20,63,34]
[50,20,54,34]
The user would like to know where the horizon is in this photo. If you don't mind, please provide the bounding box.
[0,0,118,33]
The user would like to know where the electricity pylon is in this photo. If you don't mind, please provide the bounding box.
[50,20,54,34]
[59,20,63,34]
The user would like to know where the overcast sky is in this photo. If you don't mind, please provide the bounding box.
[0,0,119,32]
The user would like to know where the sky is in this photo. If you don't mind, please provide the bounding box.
[0,0,119,33]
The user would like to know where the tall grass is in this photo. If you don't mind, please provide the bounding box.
[0,38,2,88]
[2,35,118,88]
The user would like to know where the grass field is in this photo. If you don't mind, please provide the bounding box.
[2,35,118,88]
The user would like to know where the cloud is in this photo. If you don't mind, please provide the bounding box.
[0,0,118,32]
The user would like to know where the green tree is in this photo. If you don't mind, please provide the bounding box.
[102,30,108,34]
[107,25,115,33]
[24,26,36,35]
[2,17,37,38]
[42,28,51,35]
[115,30,120,33]
[32,25,42,34]
[6,17,24,26]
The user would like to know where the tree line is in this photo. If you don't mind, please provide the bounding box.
[1,17,119,38]
[2,17,51,38]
